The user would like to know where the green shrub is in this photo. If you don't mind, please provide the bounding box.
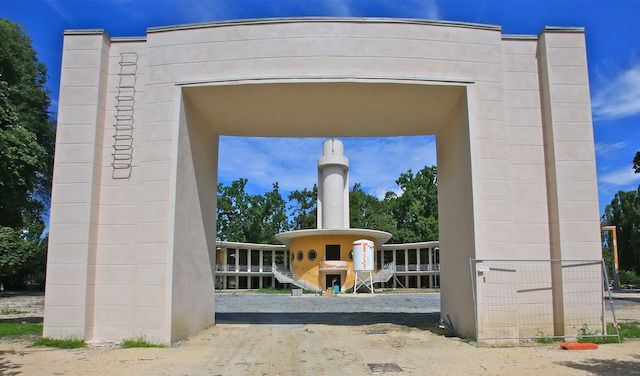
[618,322,640,340]
[533,331,560,344]
[121,337,165,348]
[618,270,640,286]
[32,337,86,349]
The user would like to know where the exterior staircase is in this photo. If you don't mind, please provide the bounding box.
[373,262,396,283]
[273,266,323,293]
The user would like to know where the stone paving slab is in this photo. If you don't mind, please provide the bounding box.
[214,292,441,313]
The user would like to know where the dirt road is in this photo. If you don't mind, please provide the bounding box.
[0,323,639,375]
[1,292,639,375]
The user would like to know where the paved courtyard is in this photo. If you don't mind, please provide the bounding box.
[215,292,442,328]
[215,292,441,313]
[0,291,638,375]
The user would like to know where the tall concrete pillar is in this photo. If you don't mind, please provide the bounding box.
[43,31,110,340]
[538,28,602,335]
[317,139,350,229]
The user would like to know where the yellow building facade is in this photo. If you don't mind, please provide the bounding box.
[288,234,381,291]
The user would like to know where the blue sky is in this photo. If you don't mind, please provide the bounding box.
[2,0,639,213]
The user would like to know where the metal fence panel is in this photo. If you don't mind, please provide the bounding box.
[469,259,619,345]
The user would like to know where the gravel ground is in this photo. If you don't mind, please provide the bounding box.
[0,291,639,375]
[215,292,442,327]
[215,292,441,313]
[0,292,44,320]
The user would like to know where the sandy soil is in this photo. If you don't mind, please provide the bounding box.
[0,291,638,375]
[0,323,639,375]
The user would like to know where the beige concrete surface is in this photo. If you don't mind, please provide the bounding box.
[1,324,640,375]
[46,19,603,344]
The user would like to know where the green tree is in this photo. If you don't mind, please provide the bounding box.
[633,151,640,174]
[246,183,289,243]
[217,179,289,243]
[602,189,640,274]
[0,19,55,228]
[349,183,397,234]
[217,178,252,242]
[0,19,55,288]
[288,186,317,230]
[0,226,46,288]
[386,166,439,243]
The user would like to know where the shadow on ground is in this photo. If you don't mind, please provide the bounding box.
[0,317,42,324]
[216,312,448,333]
[0,350,22,375]
[557,354,640,376]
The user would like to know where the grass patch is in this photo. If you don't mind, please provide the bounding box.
[379,288,439,294]
[32,337,86,349]
[255,287,290,294]
[575,322,640,344]
[613,321,640,342]
[533,332,561,344]
[121,337,165,348]
[0,322,42,338]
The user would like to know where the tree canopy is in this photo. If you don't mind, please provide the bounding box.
[288,185,317,230]
[602,152,640,277]
[217,165,440,245]
[217,179,289,244]
[0,19,55,229]
[0,19,55,288]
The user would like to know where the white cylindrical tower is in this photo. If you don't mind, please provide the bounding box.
[317,139,349,229]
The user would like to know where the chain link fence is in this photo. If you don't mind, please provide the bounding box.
[469,259,619,345]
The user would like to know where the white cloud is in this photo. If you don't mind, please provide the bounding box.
[345,136,437,198]
[46,0,73,22]
[178,0,234,22]
[320,0,439,20]
[599,166,640,186]
[595,141,628,157]
[325,0,352,17]
[417,1,440,20]
[592,63,640,120]
[218,137,320,192]
[218,136,437,197]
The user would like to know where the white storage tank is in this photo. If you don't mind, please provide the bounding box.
[352,239,375,271]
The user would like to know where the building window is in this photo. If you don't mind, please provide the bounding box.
[420,275,429,288]
[263,251,272,267]
[239,249,248,265]
[408,249,417,268]
[308,250,317,261]
[238,276,248,289]
[326,244,341,261]
[383,250,393,264]
[226,248,236,266]
[275,251,285,267]
[226,276,236,289]
[419,248,429,266]
[396,250,406,266]
[297,251,304,261]
[251,250,259,267]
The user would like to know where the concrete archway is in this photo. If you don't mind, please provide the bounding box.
[44,19,601,344]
